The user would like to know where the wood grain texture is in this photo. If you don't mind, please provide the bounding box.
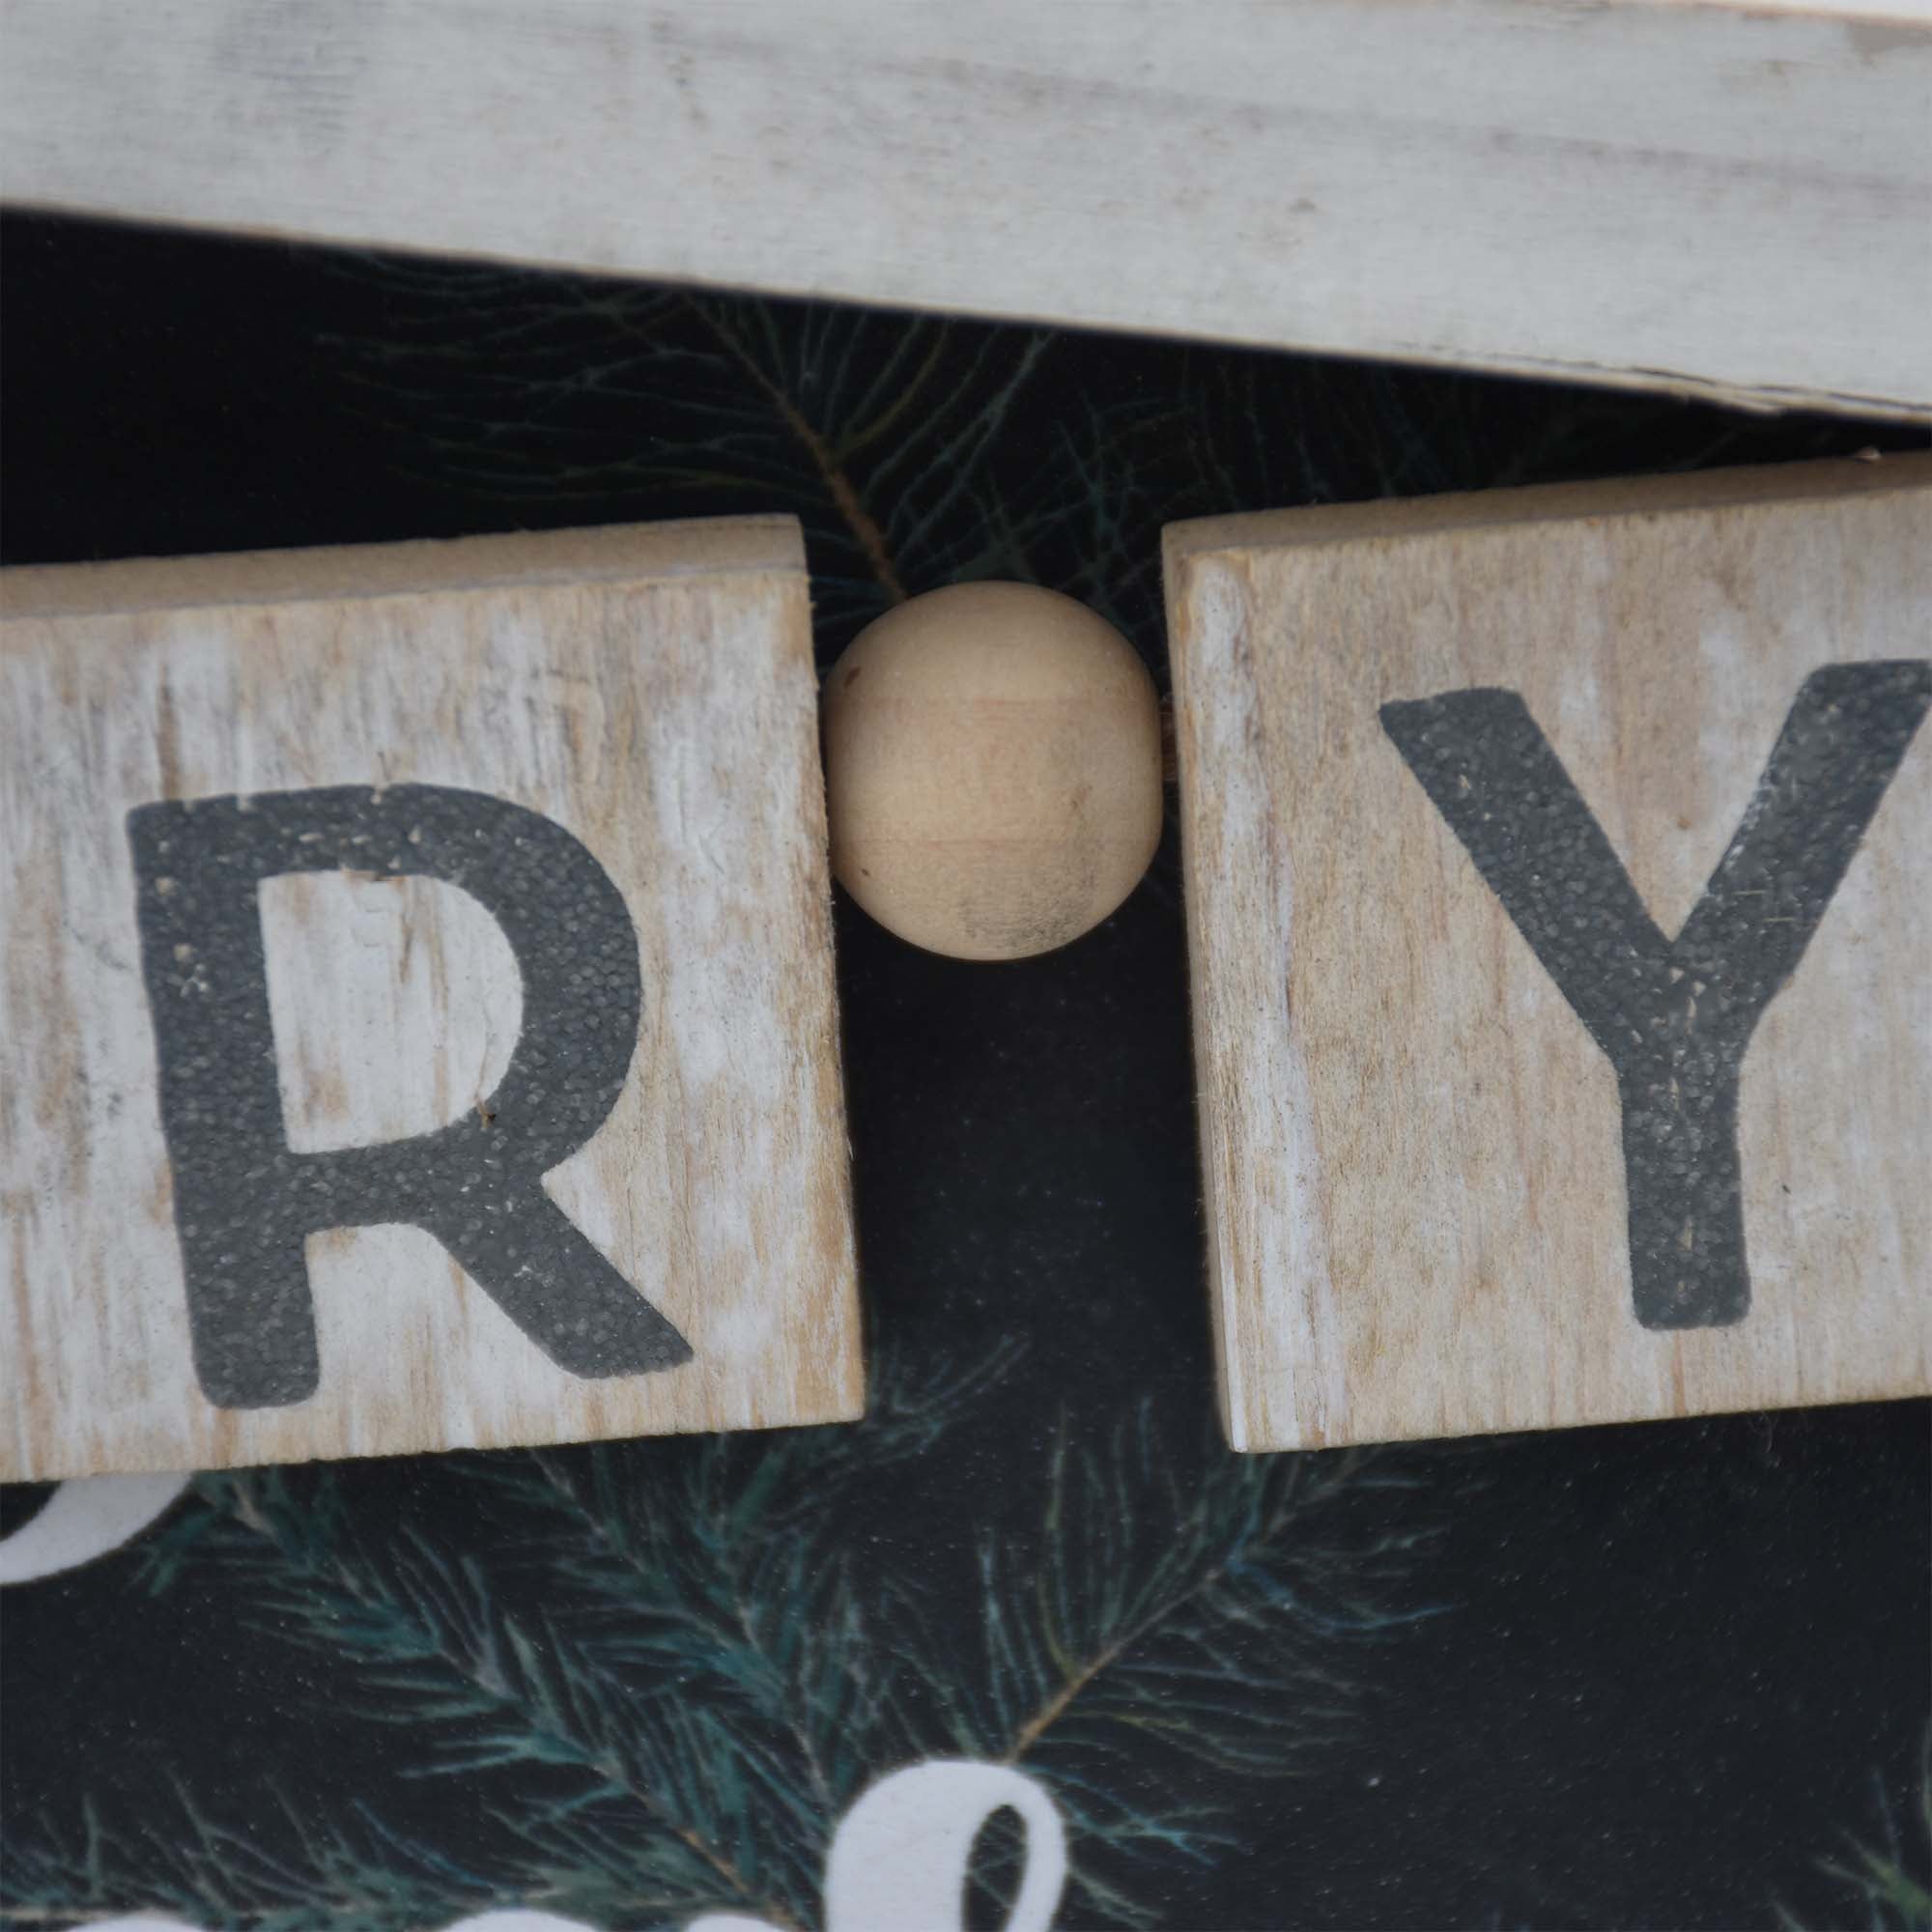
[822,583,1164,961]
[1166,455,1932,1451]
[0,517,863,1480]
[3,1,1929,419]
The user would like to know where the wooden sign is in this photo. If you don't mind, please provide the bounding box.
[0,518,863,1480]
[7,2,1929,419]
[1166,457,1932,1451]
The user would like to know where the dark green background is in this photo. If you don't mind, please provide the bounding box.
[1,212,1927,1932]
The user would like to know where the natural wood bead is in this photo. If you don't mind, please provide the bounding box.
[822,582,1163,960]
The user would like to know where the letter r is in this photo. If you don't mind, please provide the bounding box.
[127,783,692,1407]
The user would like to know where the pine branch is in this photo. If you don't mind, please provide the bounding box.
[446,1334,1024,1818]
[127,1470,811,1929]
[5,1785,510,1932]
[313,264,1080,652]
[682,296,907,605]
[1778,1733,1932,1931]
[26,1334,1029,1932]
[913,1404,1444,1924]
[3,1781,799,1932]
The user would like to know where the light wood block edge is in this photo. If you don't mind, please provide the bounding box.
[4,1,1928,420]
[2,513,867,1478]
[1164,456,1932,1452]
[0,515,807,622]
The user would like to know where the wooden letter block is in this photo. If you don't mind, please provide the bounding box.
[1,518,862,1479]
[1166,457,1932,1451]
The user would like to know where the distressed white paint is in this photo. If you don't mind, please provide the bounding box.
[3,1,1929,418]
[1179,566,1345,1452]
[261,872,522,1154]
[1166,456,1932,1451]
[0,517,863,1480]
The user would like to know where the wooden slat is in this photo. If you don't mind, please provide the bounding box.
[2,1,1929,419]
[1166,454,1932,1451]
[0,517,864,1479]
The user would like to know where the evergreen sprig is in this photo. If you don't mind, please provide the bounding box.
[134,1463,811,1927]
[2,1784,508,1931]
[8,1338,1444,1931]
[1778,1734,1932,1932]
[936,1405,1442,1924]
[327,260,1084,651]
[319,257,1842,687]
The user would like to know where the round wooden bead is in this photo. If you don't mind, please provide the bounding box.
[822,582,1163,960]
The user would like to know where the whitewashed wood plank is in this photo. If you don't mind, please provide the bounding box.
[0,516,864,1479]
[2,1,1928,419]
[1166,455,1932,1450]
